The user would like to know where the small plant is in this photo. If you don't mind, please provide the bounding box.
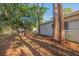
[65,32,72,40]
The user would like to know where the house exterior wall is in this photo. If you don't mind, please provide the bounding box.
[65,19,79,43]
[40,20,79,36]
[64,14,79,22]
[65,30,79,43]
[68,20,79,30]
[40,14,79,43]
[65,14,79,30]
[40,22,53,36]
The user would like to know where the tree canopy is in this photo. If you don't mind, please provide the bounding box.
[0,3,48,33]
[63,8,73,15]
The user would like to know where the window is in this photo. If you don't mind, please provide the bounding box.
[64,22,68,30]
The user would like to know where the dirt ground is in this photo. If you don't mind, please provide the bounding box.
[0,32,79,56]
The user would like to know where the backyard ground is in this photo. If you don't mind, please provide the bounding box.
[0,32,79,56]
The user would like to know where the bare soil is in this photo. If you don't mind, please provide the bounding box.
[0,32,79,56]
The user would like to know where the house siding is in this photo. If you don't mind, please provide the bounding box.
[40,13,79,43]
[40,22,53,36]
[68,20,79,30]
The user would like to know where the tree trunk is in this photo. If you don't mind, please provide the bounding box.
[53,3,59,40]
[58,3,65,44]
[37,3,40,35]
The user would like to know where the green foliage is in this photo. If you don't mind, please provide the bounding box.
[0,3,48,32]
[65,33,72,40]
[63,8,73,15]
